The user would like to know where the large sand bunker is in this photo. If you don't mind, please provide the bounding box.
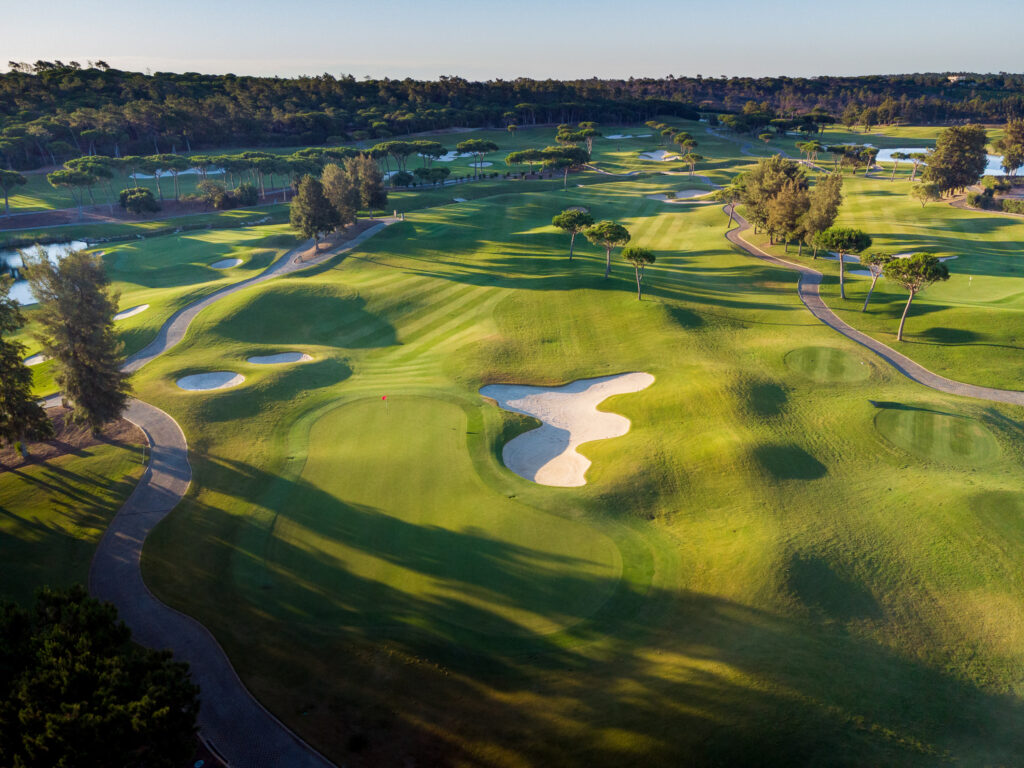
[24,353,47,366]
[480,372,654,487]
[247,352,312,364]
[177,371,245,391]
[211,258,242,269]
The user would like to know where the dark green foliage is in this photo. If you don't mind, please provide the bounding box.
[922,125,989,194]
[390,171,414,187]
[584,220,631,278]
[0,276,52,450]
[118,186,159,214]
[321,163,359,229]
[621,246,656,299]
[993,119,1024,176]
[883,253,951,341]
[23,250,131,430]
[813,226,872,299]
[737,156,807,235]
[551,209,595,261]
[289,175,339,250]
[0,585,199,768]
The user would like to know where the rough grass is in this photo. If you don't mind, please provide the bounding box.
[0,443,146,604]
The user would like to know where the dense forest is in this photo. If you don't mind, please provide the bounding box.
[2,61,1023,169]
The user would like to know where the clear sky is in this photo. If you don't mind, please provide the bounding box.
[5,0,1022,80]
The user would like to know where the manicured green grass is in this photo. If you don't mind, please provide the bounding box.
[874,404,1002,467]
[122,177,1024,765]
[785,345,872,383]
[14,224,300,396]
[744,173,1024,389]
[0,443,146,605]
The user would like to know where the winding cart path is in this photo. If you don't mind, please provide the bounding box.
[89,221,394,767]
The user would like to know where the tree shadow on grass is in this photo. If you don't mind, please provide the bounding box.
[137,443,1024,767]
[752,442,827,480]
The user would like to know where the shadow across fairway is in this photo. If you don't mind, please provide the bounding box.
[752,443,827,480]
[150,449,1024,766]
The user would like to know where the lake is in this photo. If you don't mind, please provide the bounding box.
[1,241,89,305]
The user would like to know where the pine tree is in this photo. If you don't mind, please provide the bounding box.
[321,163,358,230]
[23,250,131,431]
[0,276,52,455]
[352,154,388,211]
[803,172,843,257]
[766,180,810,251]
[289,174,339,252]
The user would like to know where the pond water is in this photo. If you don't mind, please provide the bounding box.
[873,147,1008,176]
[1,241,89,305]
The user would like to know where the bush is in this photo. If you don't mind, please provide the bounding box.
[982,175,1011,193]
[235,182,258,207]
[119,187,160,214]
[390,171,413,187]
[1002,199,1024,214]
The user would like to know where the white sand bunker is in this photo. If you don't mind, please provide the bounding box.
[434,151,473,162]
[114,304,149,321]
[24,353,47,366]
[211,258,242,269]
[452,197,468,203]
[247,352,312,364]
[480,372,654,487]
[177,371,245,391]
[607,134,633,140]
[476,161,493,168]
[639,150,680,162]
[646,190,710,202]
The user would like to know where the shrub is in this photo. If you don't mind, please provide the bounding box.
[119,187,160,214]
[390,171,413,187]
[1002,199,1024,214]
[234,182,258,207]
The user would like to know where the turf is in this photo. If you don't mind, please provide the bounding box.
[5,120,1024,765]
[123,176,1024,765]
[873,404,1002,466]
[0,443,146,604]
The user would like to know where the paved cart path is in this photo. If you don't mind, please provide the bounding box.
[724,208,1024,406]
[89,221,395,767]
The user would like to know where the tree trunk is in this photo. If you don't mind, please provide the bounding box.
[890,161,898,181]
[604,246,612,278]
[635,265,643,299]
[727,203,735,228]
[155,174,164,201]
[569,231,575,261]
[862,273,880,311]
[897,291,915,341]
[839,251,846,299]
[798,239,804,257]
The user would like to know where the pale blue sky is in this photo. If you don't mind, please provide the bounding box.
[5,0,1020,79]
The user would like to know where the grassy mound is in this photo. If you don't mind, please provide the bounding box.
[874,405,1001,466]
[784,346,871,383]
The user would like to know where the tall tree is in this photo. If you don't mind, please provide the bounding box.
[922,125,989,195]
[350,154,387,210]
[46,168,94,217]
[738,155,807,235]
[993,118,1024,176]
[584,220,631,278]
[883,253,951,341]
[0,276,52,456]
[321,163,359,230]
[812,226,871,300]
[551,209,594,261]
[803,171,844,257]
[889,151,908,181]
[766,179,810,251]
[0,585,199,767]
[23,250,131,430]
[860,252,894,311]
[908,151,927,182]
[622,246,656,300]
[681,152,705,176]
[0,170,26,216]
[455,139,499,177]
[289,174,339,252]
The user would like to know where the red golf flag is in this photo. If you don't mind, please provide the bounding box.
[382,395,387,400]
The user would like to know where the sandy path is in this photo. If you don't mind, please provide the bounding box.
[481,373,654,487]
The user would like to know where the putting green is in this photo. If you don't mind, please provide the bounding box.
[874,407,1001,466]
[784,346,871,383]
[260,396,622,639]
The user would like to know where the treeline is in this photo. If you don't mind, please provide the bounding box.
[6,64,1024,171]
[0,63,699,170]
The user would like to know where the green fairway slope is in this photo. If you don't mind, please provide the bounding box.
[126,179,1024,765]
